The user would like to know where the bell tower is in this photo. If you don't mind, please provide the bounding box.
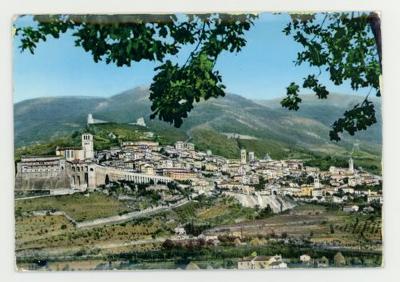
[314,175,320,189]
[82,133,94,160]
[240,149,247,164]
[349,157,354,174]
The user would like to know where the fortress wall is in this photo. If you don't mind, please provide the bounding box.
[15,173,72,191]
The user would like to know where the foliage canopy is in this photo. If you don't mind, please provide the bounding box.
[281,12,381,141]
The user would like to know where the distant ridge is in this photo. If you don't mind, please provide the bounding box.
[14,87,382,159]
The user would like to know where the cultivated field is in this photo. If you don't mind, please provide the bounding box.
[15,192,130,222]
[15,194,382,270]
[204,203,382,249]
[170,196,256,226]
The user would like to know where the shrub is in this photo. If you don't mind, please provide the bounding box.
[162,239,175,249]
[334,252,346,266]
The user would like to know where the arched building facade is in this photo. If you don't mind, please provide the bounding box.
[68,163,172,190]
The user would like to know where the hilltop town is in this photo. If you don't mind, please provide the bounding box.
[14,116,383,270]
[16,116,382,211]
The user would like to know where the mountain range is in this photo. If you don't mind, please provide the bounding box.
[14,87,382,161]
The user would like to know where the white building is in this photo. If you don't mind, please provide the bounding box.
[175,141,194,151]
[136,117,146,127]
[349,157,354,174]
[343,205,359,213]
[314,175,321,189]
[248,151,255,162]
[238,255,287,270]
[240,149,247,164]
[175,141,183,150]
[87,113,94,125]
[300,254,311,263]
[174,227,186,236]
[87,113,108,125]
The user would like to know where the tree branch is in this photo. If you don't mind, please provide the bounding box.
[183,20,206,67]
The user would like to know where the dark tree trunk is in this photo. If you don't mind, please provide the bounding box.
[368,12,382,73]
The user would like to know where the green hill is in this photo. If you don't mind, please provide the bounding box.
[14,96,107,147]
[256,93,382,145]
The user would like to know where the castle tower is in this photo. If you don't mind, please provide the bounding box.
[349,157,354,174]
[82,133,94,160]
[240,149,247,164]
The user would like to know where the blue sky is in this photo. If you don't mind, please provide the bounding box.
[13,13,368,103]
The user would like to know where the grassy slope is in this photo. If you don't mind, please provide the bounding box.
[190,128,240,159]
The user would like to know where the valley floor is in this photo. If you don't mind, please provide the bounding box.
[15,192,382,271]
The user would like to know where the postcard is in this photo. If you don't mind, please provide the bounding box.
[13,12,382,271]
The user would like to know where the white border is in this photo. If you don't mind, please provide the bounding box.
[1,1,400,282]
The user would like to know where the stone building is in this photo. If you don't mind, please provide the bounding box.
[238,255,287,270]
[162,168,197,181]
[16,155,65,176]
[55,147,84,161]
[15,156,70,191]
[121,141,160,152]
[82,133,94,159]
[56,133,94,161]
[174,141,195,151]
[17,133,94,192]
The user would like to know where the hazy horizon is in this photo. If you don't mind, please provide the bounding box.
[13,83,369,105]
